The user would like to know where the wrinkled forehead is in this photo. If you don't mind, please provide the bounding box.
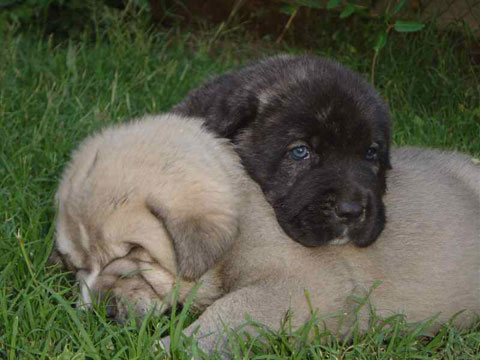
[309,109,376,152]
[262,101,380,152]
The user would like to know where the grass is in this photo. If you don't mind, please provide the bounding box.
[0,7,479,359]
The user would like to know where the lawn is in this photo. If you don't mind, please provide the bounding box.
[0,7,479,359]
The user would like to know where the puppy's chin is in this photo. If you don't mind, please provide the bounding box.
[277,218,345,247]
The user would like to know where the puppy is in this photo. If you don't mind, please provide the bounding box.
[171,147,479,354]
[173,55,392,247]
[51,114,245,318]
[52,114,479,354]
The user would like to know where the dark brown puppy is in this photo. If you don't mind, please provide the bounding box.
[173,55,391,247]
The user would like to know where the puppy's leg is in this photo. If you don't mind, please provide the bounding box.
[166,285,293,356]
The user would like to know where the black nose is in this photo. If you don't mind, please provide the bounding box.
[335,201,364,222]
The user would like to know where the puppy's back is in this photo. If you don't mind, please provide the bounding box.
[391,147,479,199]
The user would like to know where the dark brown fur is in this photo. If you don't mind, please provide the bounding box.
[174,55,391,247]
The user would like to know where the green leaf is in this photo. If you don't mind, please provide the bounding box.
[327,0,341,9]
[393,0,406,14]
[394,20,425,32]
[339,3,355,18]
[279,4,297,15]
[373,31,387,53]
[293,0,323,9]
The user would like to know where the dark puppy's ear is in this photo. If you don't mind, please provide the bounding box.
[377,101,392,170]
[385,120,392,170]
[172,73,260,138]
[146,198,239,281]
[383,123,392,170]
[385,146,392,170]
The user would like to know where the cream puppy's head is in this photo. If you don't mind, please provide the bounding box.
[52,114,245,317]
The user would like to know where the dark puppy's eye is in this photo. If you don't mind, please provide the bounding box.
[365,145,378,161]
[289,145,310,161]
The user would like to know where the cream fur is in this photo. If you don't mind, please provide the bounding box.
[53,114,479,353]
[53,114,244,316]
[178,146,480,353]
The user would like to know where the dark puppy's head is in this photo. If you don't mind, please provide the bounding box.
[174,55,391,247]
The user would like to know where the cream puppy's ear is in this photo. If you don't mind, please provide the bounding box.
[146,194,239,281]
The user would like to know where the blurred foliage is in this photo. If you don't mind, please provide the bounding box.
[0,0,426,38]
[0,0,149,36]
[273,0,425,83]
[3,0,477,85]
[0,0,477,76]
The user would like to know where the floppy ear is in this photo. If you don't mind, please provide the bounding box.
[385,147,392,170]
[172,73,260,139]
[146,195,239,281]
[384,121,392,170]
[376,102,392,170]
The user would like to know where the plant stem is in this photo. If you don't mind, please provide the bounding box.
[371,24,394,85]
[276,7,299,44]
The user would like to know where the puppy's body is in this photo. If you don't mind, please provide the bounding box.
[53,114,245,315]
[174,55,392,247]
[54,114,479,352]
[181,147,480,352]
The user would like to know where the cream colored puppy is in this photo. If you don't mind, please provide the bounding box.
[173,147,480,354]
[53,113,479,354]
[52,114,245,317]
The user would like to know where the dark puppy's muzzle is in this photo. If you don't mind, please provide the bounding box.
[273,162,381,247]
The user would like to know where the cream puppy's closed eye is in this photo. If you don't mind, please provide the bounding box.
[52,114,244,321]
